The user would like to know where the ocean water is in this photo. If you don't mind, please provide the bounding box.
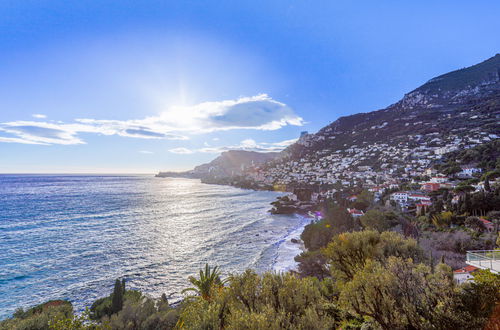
[0,175,308,319]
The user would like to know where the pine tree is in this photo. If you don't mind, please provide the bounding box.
[484,178,491,192]
[112,279,123,314]
[430,251,435,273]
[121,278,126,293]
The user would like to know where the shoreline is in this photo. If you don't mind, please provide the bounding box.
[272,214,311,272]
[155,176,315,274]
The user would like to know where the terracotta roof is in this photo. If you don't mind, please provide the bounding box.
[347,208,364,215]
[479,218,493,226]
[453,265,479,274]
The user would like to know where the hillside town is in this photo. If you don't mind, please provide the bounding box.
[239,137,500,282]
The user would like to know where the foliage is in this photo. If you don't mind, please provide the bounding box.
[338,257,474,329]
[294,250,329,280]
[0,300,73,330]
[179,270,340,329]
[111,279,124,314]
[459,270,500,329]
[419,230,496,269]
[430,211,453,228]
[301,203,360,251]
[102,293,179,330]
[48,309,102,330]
[465,216,486,232]
[351,190,374,211]
[359,209,399,231]
[443,139,500,172]
[322,230,424,283]
[182,264,226,301]
[90,286,142,320]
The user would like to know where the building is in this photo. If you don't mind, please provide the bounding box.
[347,195,358,202]
[421,182,440,192]
[479,218,495,232]
[453,265,479,284]
[391,191,409,203]
[430,176,448,183]
[347,208,364,218]
[458,166,482,178]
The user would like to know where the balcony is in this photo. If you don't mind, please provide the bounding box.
[466,250,500,273]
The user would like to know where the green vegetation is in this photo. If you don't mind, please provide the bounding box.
[359,209,398,231]
[181,264,226,301]
[300,203,359,251]
[2,230,499,329]
[0,301,73,330]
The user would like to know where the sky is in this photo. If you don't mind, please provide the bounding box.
[0,1,499,173]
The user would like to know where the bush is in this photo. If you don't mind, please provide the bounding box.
[0,300,73,330]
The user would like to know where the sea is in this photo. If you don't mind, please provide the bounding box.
[0,175,309,319]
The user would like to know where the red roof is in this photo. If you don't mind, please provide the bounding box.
[347,208,364,215]
[410,194,428,198]
[479,218,494,228]
[453,265,479,274]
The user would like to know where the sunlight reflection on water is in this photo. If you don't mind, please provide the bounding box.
[0,175,302,318]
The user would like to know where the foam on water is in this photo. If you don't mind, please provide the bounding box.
[0,175,301,319]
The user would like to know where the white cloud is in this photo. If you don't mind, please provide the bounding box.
[32,114,47,119]
[176,138,298,154]
[0,121,86,145]
[169,147,195,154]
[139,150,154,154]
[0,94,303,145]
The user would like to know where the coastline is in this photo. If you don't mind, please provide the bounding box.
[272,214,311,272]
[155,175,314,274]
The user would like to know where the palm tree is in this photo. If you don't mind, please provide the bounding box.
[182,264,226,300]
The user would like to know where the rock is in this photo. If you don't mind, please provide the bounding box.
[291,238,299,244]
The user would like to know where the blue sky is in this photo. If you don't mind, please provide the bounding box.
[1,0,499,173]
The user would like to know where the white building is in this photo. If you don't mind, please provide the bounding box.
[453,265,479,284]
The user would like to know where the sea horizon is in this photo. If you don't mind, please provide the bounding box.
[0,175,307,319]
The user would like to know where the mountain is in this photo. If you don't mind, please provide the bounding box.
[191,150,278,180]
[156,150,278,184]
[247,54,500,187]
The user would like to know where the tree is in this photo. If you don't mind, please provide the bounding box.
[322,230,424,282]
[295,250,329,279]
[179,270,340,329]
[460,193,472,214]
[459,270,500,329]
[484,178,491,192]
[359,209,398,232]
[338,257,468,329]
[182,264,226,301]
[111,279,123,314]
[443,164,462,176]
[301,202,360,251]
[352,190,373,211]
[0,300,74,330]
[465,216,486,232]
[431,211,453,228]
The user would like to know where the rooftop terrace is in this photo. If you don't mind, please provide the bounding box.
[466,250,500,273]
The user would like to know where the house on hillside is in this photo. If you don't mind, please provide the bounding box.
[390,191,409,203]
[479,218,495,232]
[430,176,448,184]
[421,182,440,192]
[453,265,479,284]
[347,195,358,202]
[458,166,482,178]
[347,208,364,218]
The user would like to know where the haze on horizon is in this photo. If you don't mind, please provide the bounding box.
[1,0,499,173]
